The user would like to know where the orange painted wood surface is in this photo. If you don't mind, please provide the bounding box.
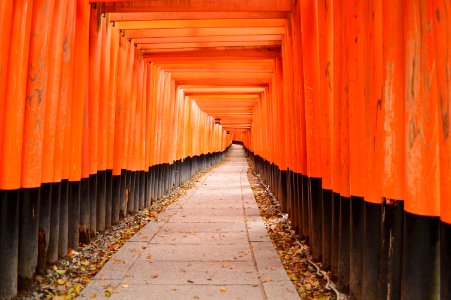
[434,0,451,224]
[22,0,55,188]
[69,0,89,182]
[364,0,384,204]
[404,0,440,217]
[0,0,449,222]
[382,0,406,202]
[299,0,322,179]
[0,0,33,190]
[100,0,293,13]
[53,1,77,182]
[0,1,13,181]
[61,0,77,181]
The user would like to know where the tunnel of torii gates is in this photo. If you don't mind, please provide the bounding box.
[0,0,450,299]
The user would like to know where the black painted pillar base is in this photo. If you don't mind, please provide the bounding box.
[292,171,300,233]
[97,170,106,232]
[165,164,170,194]
[442,221,451,300]
[331,192,340,278]
[302,175,309,242]
[337,196,350,293]
[322,189,333,271]
[154,166,160,201]
[280,170,288,213]
[145,170,151,208]
[0,190,19,299]
[68,181,80,251]
[292,170,301,230]
[309,177,322,261]
[126,171,134,214]
[158,165,164,199]
[48,182,61,263]
[150,166,157,204]
[171,163,176,189]
[16,191,36,291]
[37,183,52,275]
[349,196,364,300]
[105,170,113,228]
[58,180,69,258]
[361,201,381,300]
[79,178,90,245]
[286,170,294,228]
[401,211,440,299]
[112,174,121,225]
[133,171,140,212]
[139,171,145,210]
[378,199,403,299]
[294,173,302,236]
[18,188,40,291]
[119,169,127,219]
[173,162,178,188]
[89,174,97,236]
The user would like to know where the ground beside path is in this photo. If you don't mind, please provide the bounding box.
[78,145,300,300]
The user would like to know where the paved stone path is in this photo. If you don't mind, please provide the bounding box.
[79,145,300,300]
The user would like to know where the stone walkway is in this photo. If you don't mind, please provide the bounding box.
[78,145,300,300]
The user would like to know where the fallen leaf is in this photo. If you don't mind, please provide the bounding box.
[151,274,159,279]
[122,284,129,288]
[288,275,298,281]
[219,287,227,293]
[187,280,194,283]
[56,269,66,275]
[74,284,83,293]
[57,279,65,285]
[105,290,111,297]
[90,293,97,298]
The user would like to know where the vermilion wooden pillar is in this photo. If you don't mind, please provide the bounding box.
[402,0,440,298]
[0,0,33,297]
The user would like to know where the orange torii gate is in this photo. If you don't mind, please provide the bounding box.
[0,0,450,299]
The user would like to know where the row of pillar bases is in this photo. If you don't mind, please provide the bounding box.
[0,150,227,299]
[249,149,447,300]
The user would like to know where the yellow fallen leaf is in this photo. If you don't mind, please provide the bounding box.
[219,287,227,293]
[122,284,129,288]
[90,293,97,298]
[57,279,65,285]
[105,290,111,297]
[288,275,298,281]
[74,284,83,293]
[56,269,66,275]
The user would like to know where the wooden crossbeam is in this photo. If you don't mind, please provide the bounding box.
[109,11,287,21]
[98,0,293,13]
[115,19,286,30]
